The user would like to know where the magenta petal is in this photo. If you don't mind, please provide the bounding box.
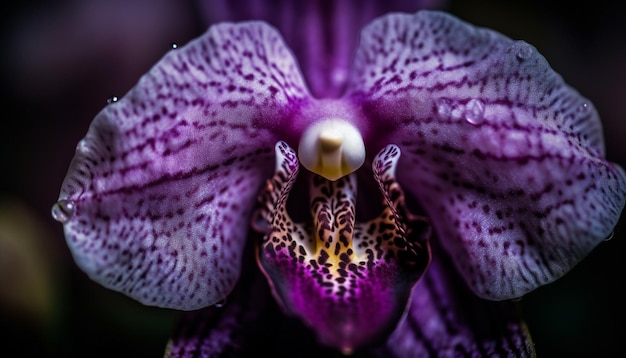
[201,0,443,97]
[54,21,310,310]
[348,11,626,300]
[382,242,535,357]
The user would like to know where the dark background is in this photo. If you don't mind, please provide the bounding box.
[1,0,624,356]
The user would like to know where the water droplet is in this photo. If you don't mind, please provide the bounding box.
[107,96,119,104]
[516,42,533,61]
[578,102,590,113]
[170,43,178,49]
[435,98,452,119]
[604,231,614,242]
[76,139,90,154]
[464,98,485,125]
[213,297,227,308]
[51,199,75,223]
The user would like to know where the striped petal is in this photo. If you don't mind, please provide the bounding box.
[254,142,430,352]
[347,11,626,300]
[381,240,535,357]
[53,21,310,310]
[200,0,442,97]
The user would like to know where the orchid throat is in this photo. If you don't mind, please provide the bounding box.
[250,116,432,352]
[254,136,431,351]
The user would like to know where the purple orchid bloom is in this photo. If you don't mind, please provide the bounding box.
[51,5,625,357]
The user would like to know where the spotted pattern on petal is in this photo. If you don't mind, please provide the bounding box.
[254,143,430,351]
[56,22,310,310]
[348,10,626,300]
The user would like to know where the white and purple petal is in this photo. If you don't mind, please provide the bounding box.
[54,21,310,310]
[347,10,626,300]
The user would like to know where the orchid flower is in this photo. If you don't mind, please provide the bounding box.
[52,7,626,357]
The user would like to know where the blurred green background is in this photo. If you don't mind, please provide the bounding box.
[1,0,624,356]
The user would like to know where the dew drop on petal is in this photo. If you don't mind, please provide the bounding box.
[170,43,179,49]
[578,102,590,114]
[213,297,227,308]
[516,42,534,61]
[436,97,452,119]
[106,96,119,104]
[464,98,485,125]
[51,199,75,223]
[76,139,89,154]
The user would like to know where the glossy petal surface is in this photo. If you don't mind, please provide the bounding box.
[55,22,310,309]
[348,11,626,299]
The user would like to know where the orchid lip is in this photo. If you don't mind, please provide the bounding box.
[255,141,431,351]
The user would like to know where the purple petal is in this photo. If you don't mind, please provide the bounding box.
[380,241,535,357]
[201,0,443,97]
[347,11,626,300]
[53,21,310,310]
[164,251,278,357]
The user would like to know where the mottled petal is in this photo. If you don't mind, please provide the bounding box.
[254,142,430,352]
[201,0,443,97]
[348,11,626,299]
[53,21,310,310]
[378,241,535,357]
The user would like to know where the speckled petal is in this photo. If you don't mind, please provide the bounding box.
[255,142,430,352]
[348,11,626,300]
[54,21,310,310]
